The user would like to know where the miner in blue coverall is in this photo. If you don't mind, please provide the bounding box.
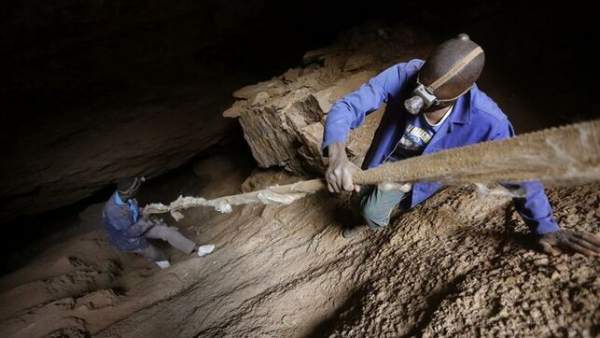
[103,177,215,269]
[323,34,600,256]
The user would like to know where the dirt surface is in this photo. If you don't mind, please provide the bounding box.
[327,184,600,337]
[0,149,598,337]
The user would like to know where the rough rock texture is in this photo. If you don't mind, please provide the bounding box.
[0,155,598,337]
[224,24,433,175]
[328,185,600,338]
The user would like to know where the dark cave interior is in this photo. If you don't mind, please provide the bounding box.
[0,0,597,272]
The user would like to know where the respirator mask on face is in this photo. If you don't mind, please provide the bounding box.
[403,78,470,115]
[403,79,437,115]
[404,45,484,115]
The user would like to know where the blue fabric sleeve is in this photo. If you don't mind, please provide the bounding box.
[103,210,131,231]
[104,194,153,237]
[322,62,410,149]
[490,117,560,235]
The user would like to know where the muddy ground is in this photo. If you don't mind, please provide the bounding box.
[0,148,598,337]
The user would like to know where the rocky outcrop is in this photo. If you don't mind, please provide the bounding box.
[223,24,433,175]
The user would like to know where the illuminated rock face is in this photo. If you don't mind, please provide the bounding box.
[224,23,433,175]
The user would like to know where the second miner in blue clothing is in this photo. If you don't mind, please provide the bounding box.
[103,177,216,269]
[323,34,600,256]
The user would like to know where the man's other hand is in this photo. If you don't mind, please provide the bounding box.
[539,229,600,256]
[326,142,361,194]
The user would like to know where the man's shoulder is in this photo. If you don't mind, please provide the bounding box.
[103,193,129,220]
[469,85,509,125]
[104,193,118,210]
[103,196,115,214]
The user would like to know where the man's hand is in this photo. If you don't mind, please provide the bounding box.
[126,218,156,238]
[538,229,600,256]
[326,142,361,193]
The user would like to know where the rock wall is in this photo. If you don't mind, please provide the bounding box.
[223,23,433,175]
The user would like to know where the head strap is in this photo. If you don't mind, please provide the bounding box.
[429,46,484,91]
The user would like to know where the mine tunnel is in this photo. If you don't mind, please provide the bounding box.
[1,1,599,337]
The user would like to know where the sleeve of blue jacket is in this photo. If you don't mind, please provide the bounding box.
[103,197,154,238]
[490,121,560,235]
[322,62,416,149]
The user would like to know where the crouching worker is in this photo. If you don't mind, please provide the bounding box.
[102,177,215,269]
